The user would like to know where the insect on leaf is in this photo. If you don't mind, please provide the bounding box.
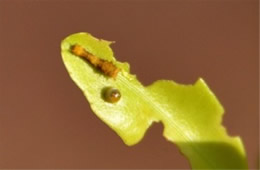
[61,32,248,169]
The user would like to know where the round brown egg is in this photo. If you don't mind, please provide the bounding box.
[104,87,121,103]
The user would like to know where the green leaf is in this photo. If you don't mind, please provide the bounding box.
[61,32,248,169]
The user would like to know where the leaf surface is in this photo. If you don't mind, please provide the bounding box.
[61,32,248,169]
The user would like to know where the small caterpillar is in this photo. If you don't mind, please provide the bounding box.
[103,87,121,103]
[70,44,120,78]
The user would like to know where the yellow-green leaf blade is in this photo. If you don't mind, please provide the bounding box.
[61,32,248,169]
[147,79,247,169]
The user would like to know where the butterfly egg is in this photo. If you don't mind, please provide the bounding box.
[103,87,121,103]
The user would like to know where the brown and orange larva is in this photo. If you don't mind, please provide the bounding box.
[70,44,120,79]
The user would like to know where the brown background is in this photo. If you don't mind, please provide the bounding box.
[0,0,258,169]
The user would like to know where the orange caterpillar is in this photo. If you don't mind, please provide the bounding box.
[70,44,120,79]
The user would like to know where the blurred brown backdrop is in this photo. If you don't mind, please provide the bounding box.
[0,0,258,169]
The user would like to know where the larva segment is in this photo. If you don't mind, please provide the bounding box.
[70,44,120,79]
